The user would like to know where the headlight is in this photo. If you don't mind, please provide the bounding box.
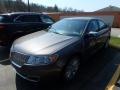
[10,45,14,57]
[10,45,14,52]
[26,54,59,65]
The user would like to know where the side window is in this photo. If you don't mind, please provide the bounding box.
[98,20,107,30]
[41,15,54,24]
[87,20,99,32]
[15,15,41,22]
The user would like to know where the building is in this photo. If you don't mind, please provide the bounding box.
[47,6,120,28]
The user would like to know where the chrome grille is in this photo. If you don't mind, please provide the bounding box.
[11,52,29,66]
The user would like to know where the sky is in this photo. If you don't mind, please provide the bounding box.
[23,0,120,12]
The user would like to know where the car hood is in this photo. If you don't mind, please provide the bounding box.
[12,31,79,55]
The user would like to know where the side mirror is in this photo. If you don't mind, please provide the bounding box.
[86,31,97,37]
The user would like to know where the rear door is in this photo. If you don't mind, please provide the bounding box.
[14,15,43,33]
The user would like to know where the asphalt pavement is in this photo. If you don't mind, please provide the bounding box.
[0,46,16,90]
[0,28,119,90]
[0,45,120,90]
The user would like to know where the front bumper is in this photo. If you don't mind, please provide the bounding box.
[11,61,62,81]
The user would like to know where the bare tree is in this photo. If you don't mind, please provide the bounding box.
[0,0,82,13]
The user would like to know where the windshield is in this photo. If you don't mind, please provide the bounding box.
[49,19,88,36]
[0,16,4,22]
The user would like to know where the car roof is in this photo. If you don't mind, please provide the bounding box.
[1,12,43,16]
[64,17,100,20]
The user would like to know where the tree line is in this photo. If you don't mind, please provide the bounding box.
[0,0,83,13]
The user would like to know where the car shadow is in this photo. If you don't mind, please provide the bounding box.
[0,46,10,65]
[15,45,120,90]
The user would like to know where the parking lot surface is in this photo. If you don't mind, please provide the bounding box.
[0,45,120,90]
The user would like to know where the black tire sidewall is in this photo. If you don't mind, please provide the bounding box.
[62,57,80,82]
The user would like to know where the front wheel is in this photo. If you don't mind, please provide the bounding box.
[63,57,80,81]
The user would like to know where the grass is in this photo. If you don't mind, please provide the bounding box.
[109,37,120,47]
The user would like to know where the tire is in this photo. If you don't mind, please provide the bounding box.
[62,57,80,81]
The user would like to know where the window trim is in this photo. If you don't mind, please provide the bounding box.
[86,19,99,33]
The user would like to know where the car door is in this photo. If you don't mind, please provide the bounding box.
[84,20,99,56]
[97,20,110,47]
[23,15,44,32]
[15,15,44,33]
